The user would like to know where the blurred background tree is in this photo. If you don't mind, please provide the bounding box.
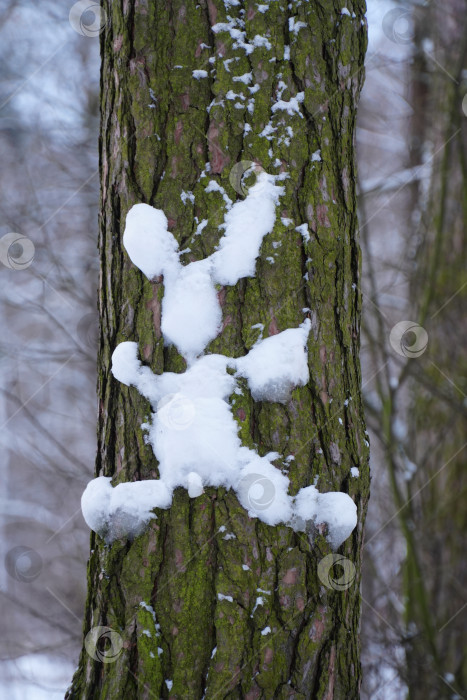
[0,2,99,696]
[359,1,467,698]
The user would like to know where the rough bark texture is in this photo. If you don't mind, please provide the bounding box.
[67,1,369,698]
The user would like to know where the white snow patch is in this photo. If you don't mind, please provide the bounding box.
[259,123,277,140]
[226,89,245,101]
[187,471,204,497]
[192,70,208,79]
[235,320,310,402]
[288,18,306,34]
[252,596,264,614]
[123,174,280,361]
[81,475,172,543]
[195,218,209,236]
[233,72,253,84]
[83,171,358,550]
[211,173,284,284]
[272,92,304,117]
[295,223,310,243]
[351,467,359,478]
[294,486,357,549]
[181,190,195,204]
[252,35,272,50]
[139,601,157,621]
[212,19,271,55]
[160,258,222,361]
[123,204,178,280]
[204,179,233,207]
[91,323,321,539]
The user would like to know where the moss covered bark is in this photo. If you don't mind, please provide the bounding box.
[67,1,369,698]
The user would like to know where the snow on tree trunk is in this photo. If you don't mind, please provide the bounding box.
[67,1,369,698]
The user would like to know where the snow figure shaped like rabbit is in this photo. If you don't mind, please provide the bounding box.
[81,172,357,548]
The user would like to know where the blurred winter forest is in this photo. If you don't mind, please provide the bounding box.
[0,1,465,698]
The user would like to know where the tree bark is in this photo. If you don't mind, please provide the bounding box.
[67,1,369,698]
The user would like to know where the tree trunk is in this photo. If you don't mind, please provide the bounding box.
[403,2,467,697]
[67,1,369,698]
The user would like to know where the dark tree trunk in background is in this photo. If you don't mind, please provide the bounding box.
[67,1,369,698]
[403,2,467,698]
